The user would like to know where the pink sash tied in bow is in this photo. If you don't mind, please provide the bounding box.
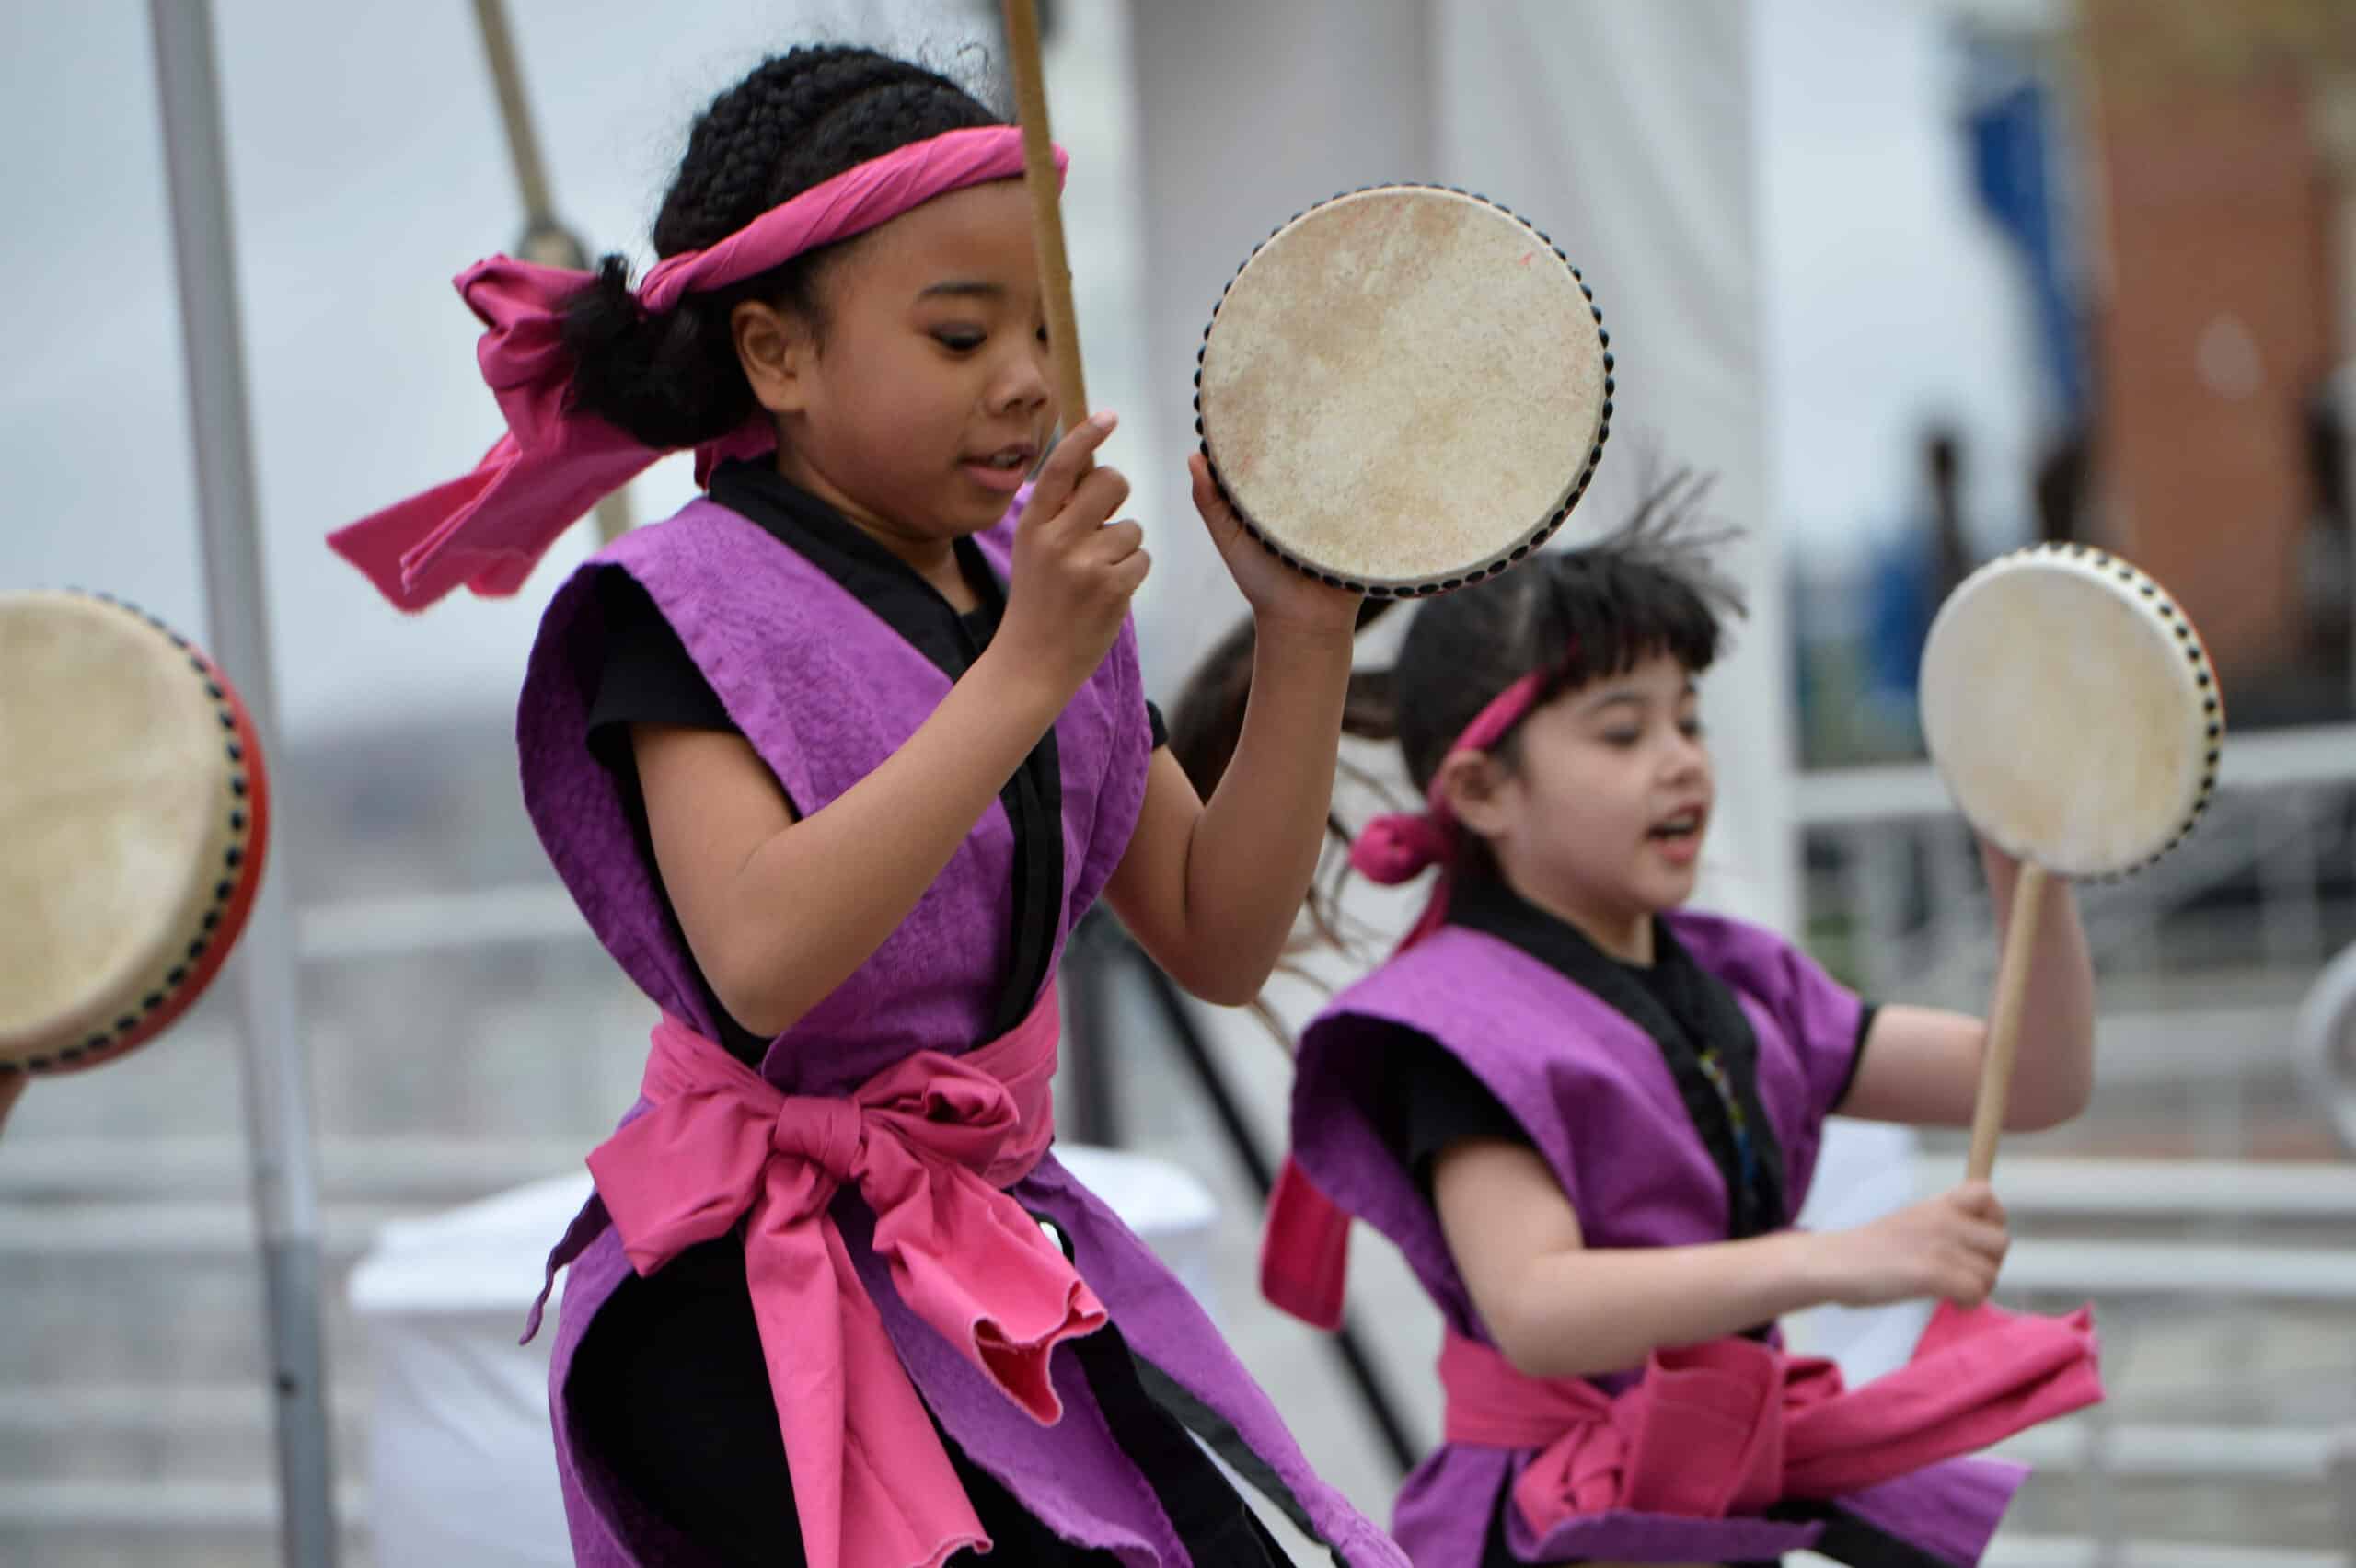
[328,124,1065,613]
[585,988,1106,1568]
[1439,1299,2102,1539]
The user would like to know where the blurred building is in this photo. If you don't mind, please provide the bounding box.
[2080,0,2356,713]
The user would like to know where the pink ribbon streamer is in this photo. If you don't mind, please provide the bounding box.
[329,125,1064,612]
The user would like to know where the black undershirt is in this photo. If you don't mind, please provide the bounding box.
[571,467,1256,1568]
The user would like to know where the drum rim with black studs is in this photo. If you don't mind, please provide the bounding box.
[1194,182,1614,599]
[1918,540,2221,884]
[0,588,271,1078]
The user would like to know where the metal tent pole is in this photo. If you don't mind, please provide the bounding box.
[146,4,339,1562]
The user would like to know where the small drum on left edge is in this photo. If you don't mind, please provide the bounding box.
[0,589,271,1077]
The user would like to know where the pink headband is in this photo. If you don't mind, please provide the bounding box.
[1348,664,1554,949]
[328,125,1065,612]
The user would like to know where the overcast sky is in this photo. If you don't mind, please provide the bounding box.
[2,0,2040,740]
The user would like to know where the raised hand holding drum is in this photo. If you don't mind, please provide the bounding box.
[0,590,271,1078]
[1195,185,1613,597]
[1917,544,2221,1178]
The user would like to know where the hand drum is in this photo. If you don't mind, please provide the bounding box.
[1918,545,2220,1178]
[1195,185,1613,598]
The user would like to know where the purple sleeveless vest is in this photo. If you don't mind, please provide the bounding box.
[516,495,1405,1567]
[1288,909,2027,1567]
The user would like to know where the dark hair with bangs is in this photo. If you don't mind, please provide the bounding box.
[1167,467,1744,971]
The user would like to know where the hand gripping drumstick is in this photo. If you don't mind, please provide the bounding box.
[999,0,1090,455]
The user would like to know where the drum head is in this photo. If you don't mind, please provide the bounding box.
[1195,185,1611,597]
[1919,545,2220,880]
[0,591,271,1074]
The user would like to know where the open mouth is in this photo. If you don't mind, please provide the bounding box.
[961,443,1039,493]
[1646,809,1704,844]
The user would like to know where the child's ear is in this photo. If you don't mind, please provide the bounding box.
[733,300,816,417]
[1436,751,1514,838]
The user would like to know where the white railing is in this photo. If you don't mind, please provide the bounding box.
[2002,1237,2356,1299]
[0,1135,588,1201]
[2297,943,2356,1154]
[1794,721,2356,828]
[1931,1153,2356,1214]
[0,1479,370,1533]
[1798,722,2356,1013]
[295,882,589,963]
[1974,1541,2343,1568]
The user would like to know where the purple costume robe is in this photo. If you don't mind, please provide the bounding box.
[1288,882,2028,1567]
[514,485,1405,1568]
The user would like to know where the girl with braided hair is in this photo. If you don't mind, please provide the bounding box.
[1169,477,2105,1568]
[329,43,1400,1568]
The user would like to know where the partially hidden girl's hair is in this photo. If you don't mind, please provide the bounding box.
[1166,466,1748,1022]
[560,45,1002,450]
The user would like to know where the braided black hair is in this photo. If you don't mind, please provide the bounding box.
[562,46,1001,450]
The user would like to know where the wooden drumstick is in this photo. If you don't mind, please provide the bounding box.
[999,0,1089,434]
[1966,860,2049,1182]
